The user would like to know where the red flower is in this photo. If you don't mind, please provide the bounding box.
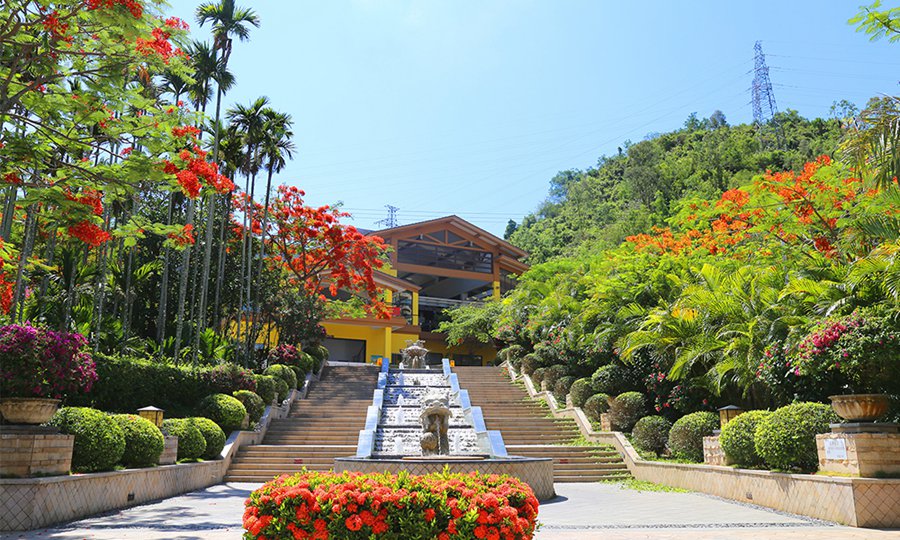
[67,221,110,247]
[345,514,362,531]
[424,508,436,522]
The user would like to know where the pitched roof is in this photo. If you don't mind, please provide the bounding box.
[372,215,527,259]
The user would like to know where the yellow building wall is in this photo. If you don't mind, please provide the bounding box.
[321,322,389,363]
[422,339,497,365]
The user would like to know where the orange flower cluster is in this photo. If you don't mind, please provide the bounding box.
[86,0,144,18]
[64,188,103,216]
[167,223,195,247]
[135,27,184,63]
[163,127,235,198]
[243,470,539,540]
[67,220,110,247]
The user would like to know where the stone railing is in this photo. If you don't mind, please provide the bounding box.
[504,362,900,528]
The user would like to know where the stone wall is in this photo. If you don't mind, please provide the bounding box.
[817,432,900,477]
[506,362,900,529]
[0,432,73,477]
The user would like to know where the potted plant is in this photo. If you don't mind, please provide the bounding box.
[794,310,900,422]
[0,324,98,424]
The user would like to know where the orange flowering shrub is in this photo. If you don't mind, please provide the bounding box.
[243,470,539,540]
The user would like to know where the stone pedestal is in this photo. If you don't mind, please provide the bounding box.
[600,413,611,432]
[0,427,73,477]
[703,435,729,466]
[817,430,900,477]
[159,436,178,465]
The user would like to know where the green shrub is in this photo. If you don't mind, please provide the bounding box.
[162,418,206,460]
[609,391,646,432]
[755,402,838,472]
[265,364,298,389]
[199,363,257,395]
[542,364,568,390]
[197,393,247,433]
[273,377,290,402]
[669,411,718,462]
[531,367,546,387]
[288,365,304,385]
[569,378,595,409]
[254,374,277,404]
[632,415,672,456]
[553,376,576,404]
[521,353,540,375]
[499,344,525,368]
[719,410,772,468]
[591,364,630,396]
[189,417,226,460]
[49,407,125,472]
[111,414,164,468]
[583,393,611,423]
[233,390,266,422]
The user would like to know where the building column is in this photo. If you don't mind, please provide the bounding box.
[492,281,501,300]
[412,291,419,326]
[383,327,392,359]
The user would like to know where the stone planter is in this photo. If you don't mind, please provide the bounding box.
[829,394,891,422]
[0,398,60,424]
[159,436,178,465]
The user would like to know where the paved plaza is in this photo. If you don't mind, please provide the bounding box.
[3,482,897,540]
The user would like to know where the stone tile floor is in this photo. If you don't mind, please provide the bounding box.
[1,482,897,540]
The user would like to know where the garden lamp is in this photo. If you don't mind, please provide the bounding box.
[137,406,164,427]
[718,405,743,429]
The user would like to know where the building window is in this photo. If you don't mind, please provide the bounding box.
[397,241,492,273]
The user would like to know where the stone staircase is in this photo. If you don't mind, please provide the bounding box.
[454,366,630,482]
[224,364,378,482]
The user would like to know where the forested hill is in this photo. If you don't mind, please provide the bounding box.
[508,110,844,263]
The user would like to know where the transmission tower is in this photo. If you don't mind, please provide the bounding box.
[751,41,783,148]
[375,205,399,228]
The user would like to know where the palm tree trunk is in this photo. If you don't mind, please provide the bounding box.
[252,165,275,342]
[157,193,175,346]
[11,202,37,322]
[213,188,232,329]
[173,201,195,364]
[91,204,112,352]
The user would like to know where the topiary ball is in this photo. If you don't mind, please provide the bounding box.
[197,393,247,433]
[531,367,546,387]
[583,393,611,423]
[188,417,226,460]
[521,353,540,375]
[273,377,290,402]
[162,418,206,460]
[265,364,298,389]
[591,364,630,396]
[669,411,718,462]
[632,415,672,456]
[254,374,277,404]
[233,390,266,423]
[111,414,164,468]
[542,364,568,390]
[569,378,596,409]
[49,407,125,473]
[754,402,838,472]
[609,391,646,432]
[719,410,772,468]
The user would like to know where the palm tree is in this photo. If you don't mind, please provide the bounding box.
[194,1,259,361]
[212,123,244,326]
[251,109,296,338]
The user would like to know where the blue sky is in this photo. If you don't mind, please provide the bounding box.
[167,0,898,236]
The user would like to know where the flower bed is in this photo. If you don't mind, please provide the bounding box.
[243,470,539,540]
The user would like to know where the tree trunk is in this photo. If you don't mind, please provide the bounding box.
[173,201,195,364]
[213,188,232,330]
[157,193,175,347]
[11,203,37,322]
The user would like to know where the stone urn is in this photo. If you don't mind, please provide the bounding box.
[829,394,891,422]
[0,397,61,424]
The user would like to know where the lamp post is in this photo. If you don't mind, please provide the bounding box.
[718,405,743,429]
[137,406,165,427]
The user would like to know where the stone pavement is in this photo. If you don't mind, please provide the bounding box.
[2,482,898,540]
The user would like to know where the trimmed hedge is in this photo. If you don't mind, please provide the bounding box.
[719,410,772,468]
[553,376,576,404]
[669,411,718,462]
[273,377,290,402]
[542,364,568,390]
[499,344,525,368]
[189,417,226,460]
[530,367,546,387]
[234,390,266,423]
[254,374,277,404]
[200,363,257,394]
[609,391,645,432]
[569,377,595,409]
[520,353,540,375]
[197,393,247,433]
[162,418,206,460]
[591,364,631,396]
[583,393,611,423]
[265,364,298,389]
[632,415,672,456]
[49,407,125,472]
[244,470,538,539]
[111,414,164,468]
[754,402,838,472]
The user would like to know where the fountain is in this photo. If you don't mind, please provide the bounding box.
[333,345,557,500]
